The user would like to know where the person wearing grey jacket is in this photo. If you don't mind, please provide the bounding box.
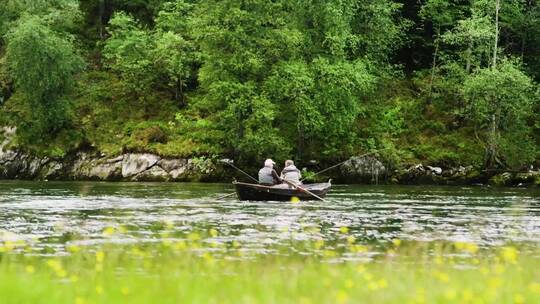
[280,160,302,185]
[258,159,281,185]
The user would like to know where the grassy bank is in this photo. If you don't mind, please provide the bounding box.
[1,229,539,303]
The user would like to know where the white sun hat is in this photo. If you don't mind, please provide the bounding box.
[264,159,275,167]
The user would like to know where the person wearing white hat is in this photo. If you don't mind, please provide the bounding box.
[258,159,281,185]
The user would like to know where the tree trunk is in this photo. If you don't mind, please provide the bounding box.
[427,27,440,103]
[466,42,472,73]
[521,36,526,59]
[486,106,501,169]
[99,0,104,40]
[492,0,500,68]
[297,124,304,161]
[174,77,186,108]
[465,46,472,74]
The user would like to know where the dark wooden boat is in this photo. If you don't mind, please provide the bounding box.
[233,180,331,201]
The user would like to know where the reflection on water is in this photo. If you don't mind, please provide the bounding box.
[0,181,539,255]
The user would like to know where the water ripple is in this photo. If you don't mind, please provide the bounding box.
[0,181,539,254]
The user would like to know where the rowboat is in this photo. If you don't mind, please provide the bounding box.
[233,180,331,201]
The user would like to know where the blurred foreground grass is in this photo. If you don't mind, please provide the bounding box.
[1,227,539,304]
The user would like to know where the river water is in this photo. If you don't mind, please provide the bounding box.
[0,181,539,255]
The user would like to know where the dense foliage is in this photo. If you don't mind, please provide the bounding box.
[0,0,538,169]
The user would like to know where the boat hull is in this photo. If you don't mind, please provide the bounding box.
[233,181,331,201]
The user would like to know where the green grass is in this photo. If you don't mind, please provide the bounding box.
[1,230,539,303]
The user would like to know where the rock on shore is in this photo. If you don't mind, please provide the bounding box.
[1,144,538,186]
[0,150,224,182]
[340,156,387,183]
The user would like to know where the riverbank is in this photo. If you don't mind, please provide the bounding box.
[0,149,538,187]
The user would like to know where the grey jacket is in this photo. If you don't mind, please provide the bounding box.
[280,165,302,184]
[258,167,280,185]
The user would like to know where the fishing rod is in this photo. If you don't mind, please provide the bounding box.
[218,159,259,183]
[282,179,326,202]
[215,192,237,200]
[300,151,376,182]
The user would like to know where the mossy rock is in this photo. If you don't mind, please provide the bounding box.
[489,173,512,187]
[465,169,482,180]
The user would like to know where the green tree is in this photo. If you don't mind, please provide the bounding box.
[0,0,81,40]
[103,3,196,106]
[5,15,84,138]
[462,60,535,168]
[190,0,299,162]
[420,0,468,101]
[348,0,408,62]
[102,12,154,94]
[153,0,197,106]
[442,1,495,73]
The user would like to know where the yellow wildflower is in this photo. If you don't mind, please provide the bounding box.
[363,273,373,281]
[354,245,368,253]
[501,246,518,264]
[102,226,115,236]
[298,297,312,304]
[25,265,35,274]
[514,294,525,304]
[444,289,457,300]
[46,260,62,272]
[290,196,300,204]
[339,227,349,234]
[336,290,348,304]
[314,239,324,250]
[488,277,502,289]
[75,297,85,304]
[464,243,479,254]
[454,242,465,250]
[121,287,129,296]
[528,282,540,293]
[209,228,219,237]
[174,240,187,251]
[67,245,81,254]
[377,279,388,289]
[202,252,214,265]
[188,232,201,241]
[56,269,67,278]
[368,282,378,291]
[323,250,337,257]
[433,271,450,283]
[4,241,14,251]
[95,251,105,263]
[95,264,103,272]
[461,289,473,302]
[392,239,401,247]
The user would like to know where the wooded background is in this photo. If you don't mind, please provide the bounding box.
[0,0,538,170]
